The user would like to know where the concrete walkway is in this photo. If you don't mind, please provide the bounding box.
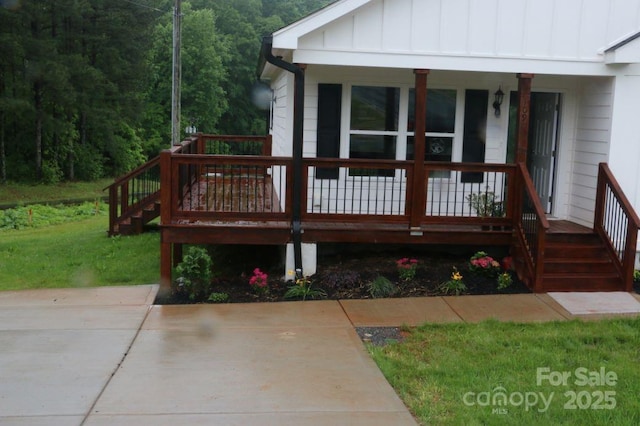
[1,285,639,425]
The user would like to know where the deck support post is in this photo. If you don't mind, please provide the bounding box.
[410,69,430,228]
[515,73,534,164]
[159,149,173,295]
[160,241,172,295]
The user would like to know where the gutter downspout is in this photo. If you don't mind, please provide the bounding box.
[261,36,305,278]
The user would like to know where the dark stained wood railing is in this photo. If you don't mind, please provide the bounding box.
[159,135,289,224]
[513,163,549,292]
[594,163,640,291]
[301,159,516,227]
[197,134,272,156]
[169,154,293,222]
[105,156,161,236]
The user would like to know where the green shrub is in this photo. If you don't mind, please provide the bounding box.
[368,276,396,298]
[207,292,229,303]
[497,271,513,290]
[284,276,326,301]
[175,246,214,301]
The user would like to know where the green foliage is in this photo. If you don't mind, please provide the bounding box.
[284,276,326,301]
[0,202,106,231]
[634,269,640,282]
[367,275,396,298]
[396,257,418,281]
[467,191,503,217]
[207,292,230,303]
[0,1,156,182]
[440,268,467,295]
[497,271,513,290]
[0,0,335,183]
[175,246,214,301]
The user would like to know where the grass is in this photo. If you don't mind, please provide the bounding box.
[0,178,112,206]
[0,179,158,289]
[369,319,640,425]
[0,214,159,290]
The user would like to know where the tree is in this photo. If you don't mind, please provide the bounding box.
[0,0,156,181]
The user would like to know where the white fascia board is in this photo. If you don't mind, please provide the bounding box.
[605,41,640,64]
[603,30,640,64]
[272,0,371,49]
[292,49,617,77]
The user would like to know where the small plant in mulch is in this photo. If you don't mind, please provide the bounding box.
[396,257,418,281]
[368,276,396,298]
[174,246,214,301]
[207,292,230,303]
[469,251,501,277]
[284,276,327,301]
[497,272,513,290]
[440,268,467,295]
[248,268,269,294]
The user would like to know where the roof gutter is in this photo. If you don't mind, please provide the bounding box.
[261,36,305,278]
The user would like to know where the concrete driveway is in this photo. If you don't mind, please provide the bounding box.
[0,285,416,425]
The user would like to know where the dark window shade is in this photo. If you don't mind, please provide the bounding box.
[461,89,488,183]
[316,84,342,179]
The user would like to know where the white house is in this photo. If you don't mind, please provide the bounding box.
[259,0,640,276]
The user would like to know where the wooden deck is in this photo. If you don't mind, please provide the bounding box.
[106,134,640,294]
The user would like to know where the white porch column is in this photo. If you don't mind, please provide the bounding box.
[285,243,317,280]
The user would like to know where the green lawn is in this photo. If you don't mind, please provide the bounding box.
[0,214,159,290]
[0,179,112,206]
[369,319,640,425]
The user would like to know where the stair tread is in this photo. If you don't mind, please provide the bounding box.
[543,272,619,278]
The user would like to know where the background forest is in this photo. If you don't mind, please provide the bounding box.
[0,0,333,183]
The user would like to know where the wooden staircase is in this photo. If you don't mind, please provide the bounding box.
[541,223,622,291]
[113,199,161,236]
[105,155,161,237]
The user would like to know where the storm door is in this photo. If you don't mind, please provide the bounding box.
[527,93,560,214]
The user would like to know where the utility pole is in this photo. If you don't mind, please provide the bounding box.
[171,0,182,145]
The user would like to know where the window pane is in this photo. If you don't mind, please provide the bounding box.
[349,134,396,177]
[351,86,399,131]
[408,89,456,133]
[406,136,452,178]
[406,136,452,161]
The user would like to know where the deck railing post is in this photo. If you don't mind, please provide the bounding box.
[624,221,637,291]
[594,163,606,231]
[410,69,429,228]
[263,135,272,156]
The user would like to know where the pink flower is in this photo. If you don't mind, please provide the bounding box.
[249,268,268,288]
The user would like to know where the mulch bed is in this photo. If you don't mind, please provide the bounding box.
[155,244,531,305]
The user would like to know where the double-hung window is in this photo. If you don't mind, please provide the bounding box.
[349,86,400,177]
[406,88,457,177]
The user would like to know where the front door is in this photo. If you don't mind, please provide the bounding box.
[527,93,560,214]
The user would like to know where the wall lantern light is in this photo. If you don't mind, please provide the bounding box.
[492,86,504,117]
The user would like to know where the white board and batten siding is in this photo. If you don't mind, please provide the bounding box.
[282,0,640,76]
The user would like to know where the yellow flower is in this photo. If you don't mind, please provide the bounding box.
[452,271,463,281]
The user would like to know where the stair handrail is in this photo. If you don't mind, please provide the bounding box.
[105,156,161,236]
[514,163,550,292]
[594,163,640,291]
